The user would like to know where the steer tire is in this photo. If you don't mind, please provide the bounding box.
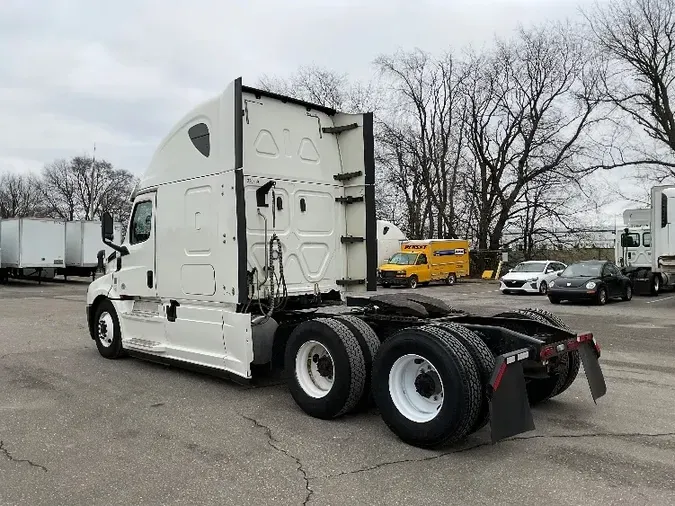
[650,273,660,296]
[285,318,366,419]
[372,325,481,448]
[333,315,380,410]
[437,323,495,433]
[93,299,125,359]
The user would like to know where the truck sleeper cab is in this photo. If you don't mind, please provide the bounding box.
[616,186,675,295]
[86,78,606,449]
[378,239,469,288]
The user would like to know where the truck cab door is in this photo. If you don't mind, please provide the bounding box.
[115,193,157,299]
[416,253,430,281]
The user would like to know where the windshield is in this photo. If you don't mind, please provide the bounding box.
[388,253,418,265]
[512,262,547,273]
[561,263,603,278]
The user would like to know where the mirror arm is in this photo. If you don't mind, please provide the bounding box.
[103,239,129,256]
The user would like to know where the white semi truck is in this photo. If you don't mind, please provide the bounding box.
[616,185,675,295]
[86,78,607,448]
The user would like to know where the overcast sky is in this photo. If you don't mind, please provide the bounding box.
[2,0,633,224]
[0,0,605,174]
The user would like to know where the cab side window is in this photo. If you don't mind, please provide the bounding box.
[129,200,153,245]
[417,254,428,265]
[643,232,651,247]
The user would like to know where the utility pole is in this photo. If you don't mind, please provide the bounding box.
[89,143,96,220]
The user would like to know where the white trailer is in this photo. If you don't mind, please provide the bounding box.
[616,185,675,294]
[376,219,407,268]
[63,220,122,278]
[84,78,608,449]
[0,218,65,280]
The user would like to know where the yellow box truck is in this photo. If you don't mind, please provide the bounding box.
[377,239,470,289]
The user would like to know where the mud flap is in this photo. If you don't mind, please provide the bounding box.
[579,341,607,402]
[487,349,535,443]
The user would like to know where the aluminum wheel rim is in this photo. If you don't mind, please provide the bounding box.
[97,312,115,348]
[389,354,444,423]
[600,289,607,303]
[626,285,632,298]
[295,340,334,398]
[540,282,547,294]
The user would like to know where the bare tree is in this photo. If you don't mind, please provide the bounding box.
[463,22,603,249]
[0,172,44,218]
[586,0,675,181]
[40,156,137,224]
[41,159,79,220]
[258,64,380,113]
[374,49,470,239]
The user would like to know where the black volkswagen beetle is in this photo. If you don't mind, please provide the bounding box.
[548,260,633,305]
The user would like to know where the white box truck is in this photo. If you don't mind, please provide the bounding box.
[63,220,122,279]
[84,77,608,448]
[616,185,675,295]
[0,218,65,281]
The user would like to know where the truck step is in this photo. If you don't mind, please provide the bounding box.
[322,123,359,134]
[124,338,166,352]
[335,196,364,205]
[333,170,363,182]
[341,235,364,244]
[336,279,365,286]
[126,309,162,321]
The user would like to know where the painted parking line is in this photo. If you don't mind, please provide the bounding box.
[645,295,675,304]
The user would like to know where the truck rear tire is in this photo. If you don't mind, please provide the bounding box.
[372,325,481,448]
[333,315,380,410]
[436,323,494,433]
[494,309,571,405]
[519,308,580,398]
[285,318,366,419]
[445,273,457,286]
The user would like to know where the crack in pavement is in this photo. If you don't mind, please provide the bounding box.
[315,431,675,479]
[0,440,48,473]
[243,415,313,505]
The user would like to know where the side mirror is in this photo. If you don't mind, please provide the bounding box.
[102,212,115,241]
[101,211,129,256]
[556,270,563,276]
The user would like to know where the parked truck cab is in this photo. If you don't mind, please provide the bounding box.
[378,239,469,288]
[84,78,607,450]
[616,186,675,295]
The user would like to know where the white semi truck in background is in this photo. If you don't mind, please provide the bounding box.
[85,77,607,448]
[616,185,675,295]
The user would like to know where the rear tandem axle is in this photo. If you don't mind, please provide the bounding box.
[275,293,606,448]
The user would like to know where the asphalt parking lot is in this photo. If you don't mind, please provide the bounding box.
[1,279,675,505]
